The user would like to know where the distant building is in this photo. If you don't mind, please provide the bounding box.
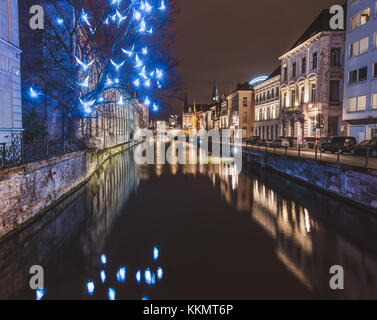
[254,67,281,139]
[227,82,254,138]
[0,0,22,145]
[343,0,377,142]
[219,94,229,129]
[279,9,345,146]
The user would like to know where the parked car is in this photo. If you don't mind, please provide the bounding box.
[246,136,260,145]
[270,138,290,148]
[256,139,271,147]
[350,140,377,157]
[303,137,328,149]
[320,136,357,154]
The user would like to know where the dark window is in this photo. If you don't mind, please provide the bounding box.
[329,80,340,102]
[331,48,341,66]
[312,52,318,69]
[374,63,377,78]
[292,62,297,77]
[349,70,358,84]
[283,67,288,81]
[302,57,307,74]
[359,66,368,81]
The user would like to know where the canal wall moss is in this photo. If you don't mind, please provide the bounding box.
[244,149,377,211]
[0,142,136,238]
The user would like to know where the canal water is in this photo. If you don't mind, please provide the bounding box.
[1,145,377,300]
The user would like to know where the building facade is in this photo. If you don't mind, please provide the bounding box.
[0,0,22,145]
[227,83,254,139]
[343,0,377,142]
[279,10,345,146]
[254,67,281,140]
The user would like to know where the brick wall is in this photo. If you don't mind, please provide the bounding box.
[0,142,132,237]
[245,150,377,210]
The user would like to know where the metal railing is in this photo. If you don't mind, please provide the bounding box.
[0,138,81,169]
[245,144,377,170]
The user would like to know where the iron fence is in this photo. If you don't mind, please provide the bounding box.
[0,136,81,169]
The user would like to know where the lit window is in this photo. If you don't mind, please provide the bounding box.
[351,8,370,31]
[348,96,366,112]
[372,93,377,109]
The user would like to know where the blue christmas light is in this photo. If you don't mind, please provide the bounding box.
[116,267,126,283]
[100,270,106,283]
[100,254,107,265]
[29,87,39,98]
[157,267,163,280]
[86,281,95,295]
[108,288,116,300]
[35,288,45,300]
[144,96,151,106]
[136,270,142,284]
[153,246,159,260]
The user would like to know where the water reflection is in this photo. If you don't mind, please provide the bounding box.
[0,146,377,299]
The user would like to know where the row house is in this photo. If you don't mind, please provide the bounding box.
[254,67,281,140]
[279,10,345,146]
[227,83,254,139]
[343,0,377,142]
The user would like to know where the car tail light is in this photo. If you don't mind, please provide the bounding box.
[344,142,347,148]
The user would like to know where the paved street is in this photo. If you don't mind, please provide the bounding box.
[243,144,377,170]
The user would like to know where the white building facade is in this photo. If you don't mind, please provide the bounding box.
[343,0,377,142]
[279,10,345,146]
[0,0,22,145]
[254,68,281,140]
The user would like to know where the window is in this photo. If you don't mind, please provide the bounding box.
[302,57,307,73]
[350,41,359,57]
[275,87,279,98]
[311,84,317,102]
[350,37,369,57]
[348,96,366,112]
[283,93,287,107]
[291,89,296,106]
[300,86,305,104]
[312,52,318,69]
[374,63,377,78]
[292,62,296,77]
[349,66,368,83]
[329,80,340,102]
[359,66,368,81]
[351,8,370,30]
[349,70,358,83]
[243,97,248,107]
[283,67,287,81]
[372,93,377,109]
[360,37,369,54]
[243,112,247,122]
[331,48,341,66]
[374,32,377,48]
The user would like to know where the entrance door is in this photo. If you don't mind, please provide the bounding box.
[328,116,339,136]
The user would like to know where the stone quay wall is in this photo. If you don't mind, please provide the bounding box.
[0,142,135,237]
[244,149,377,211]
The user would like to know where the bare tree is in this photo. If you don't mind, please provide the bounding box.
[19,0,181,140]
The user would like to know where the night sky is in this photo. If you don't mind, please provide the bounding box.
[173,0,344,106]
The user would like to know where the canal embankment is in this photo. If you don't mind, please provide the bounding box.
[0,141,137,238]
[244,148,377,211]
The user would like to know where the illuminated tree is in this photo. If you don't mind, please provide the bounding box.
[20,0,178,140]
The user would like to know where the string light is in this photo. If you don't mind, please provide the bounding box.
[74,0,168,115]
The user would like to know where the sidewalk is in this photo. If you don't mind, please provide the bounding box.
[242,144,377,170]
